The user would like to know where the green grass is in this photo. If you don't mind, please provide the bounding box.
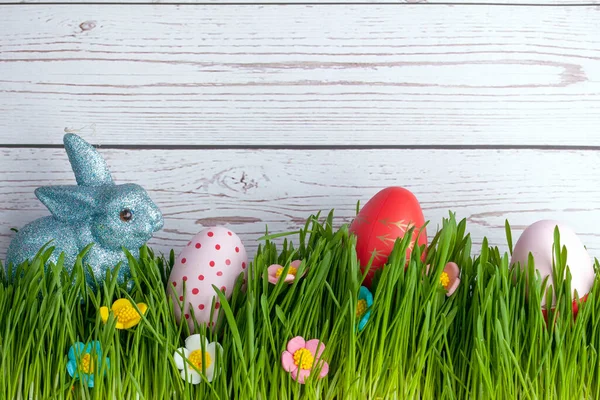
[1,211,600,399]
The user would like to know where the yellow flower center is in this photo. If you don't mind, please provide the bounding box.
[115,305,139,323]
[356,299,368,318]
[188,349,212,370]
[440,272,450,289]
[79,353,95,374]
[276,267,297,278]
[293,348,314,370]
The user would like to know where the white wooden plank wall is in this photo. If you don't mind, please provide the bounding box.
[1,3,599,263]
[1,6,600,146]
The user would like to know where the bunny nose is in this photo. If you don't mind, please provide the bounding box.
[150,207,164,231]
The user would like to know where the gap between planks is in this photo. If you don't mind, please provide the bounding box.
[0,2,598,6]
[2,144,600,151]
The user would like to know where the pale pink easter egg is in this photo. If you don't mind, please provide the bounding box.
[510,220,594,308]
[167,226,248,332]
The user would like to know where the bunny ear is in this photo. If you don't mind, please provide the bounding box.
[35,186,99,222]
[64,134,113,186]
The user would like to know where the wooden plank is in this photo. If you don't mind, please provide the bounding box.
[1,148,599,263]
[0,5,599,146]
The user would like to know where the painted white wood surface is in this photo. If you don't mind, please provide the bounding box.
[1,149,599,262]
[1,6,599,146]
[1,3,599,267]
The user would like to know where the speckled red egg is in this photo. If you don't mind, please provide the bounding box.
[350,187,427,287]
[167,226,248,332]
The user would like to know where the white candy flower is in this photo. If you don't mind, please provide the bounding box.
[173,334,222,384]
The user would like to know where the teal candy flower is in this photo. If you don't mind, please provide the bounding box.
[66,341,110,388]
[356,286,373,331]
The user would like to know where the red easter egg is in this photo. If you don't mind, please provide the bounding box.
[350,187,427,287]
[541,294,588,325]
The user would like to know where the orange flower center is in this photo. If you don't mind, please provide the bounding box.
[115,304,138,323]
[293,348,314,370]
[276,267,297,278]
[356,299,368,318]
[440,272,450,289]
[79,353,95,374]
[188,349,212,370]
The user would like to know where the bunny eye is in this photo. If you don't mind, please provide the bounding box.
[119,209,133,222]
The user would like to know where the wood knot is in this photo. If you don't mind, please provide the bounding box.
[239,172,258,192]
[79,21,97,32]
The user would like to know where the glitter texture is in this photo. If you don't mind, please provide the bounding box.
[5,134,164,290]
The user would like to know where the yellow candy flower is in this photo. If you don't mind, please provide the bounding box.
[100,298,148,329]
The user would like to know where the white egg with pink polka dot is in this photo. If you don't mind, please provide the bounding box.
[167,226,248,332]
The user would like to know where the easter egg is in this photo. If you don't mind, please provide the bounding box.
[350,187,427,287]
[510,220,594,314]
[167,226,248,332]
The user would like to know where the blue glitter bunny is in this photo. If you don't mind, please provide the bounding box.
[5,134,164,288]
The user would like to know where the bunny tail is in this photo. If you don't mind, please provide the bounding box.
[64,134,114,186]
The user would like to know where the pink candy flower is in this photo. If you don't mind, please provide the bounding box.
[440,261,460,296]
[267,260,303,285]
[281,336,329,384]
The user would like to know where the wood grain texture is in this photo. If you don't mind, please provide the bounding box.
[1,6,599,146]
[1,148,599,263]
